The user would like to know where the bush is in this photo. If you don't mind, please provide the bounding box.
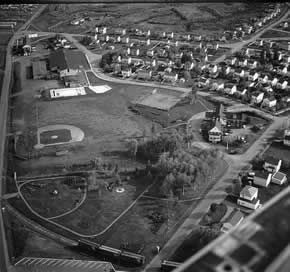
[200,202,227,226]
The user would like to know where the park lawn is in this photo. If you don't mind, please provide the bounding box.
[95,196,196,262]
[20,176,86,219]
[53,173,153,235]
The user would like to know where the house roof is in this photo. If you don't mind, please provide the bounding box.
[227,210,244,226]
[264,156,280,165]
[49,49,90,71]
[32,60,47,76]
[210,119,222,132]
[240,185,258,199]
[272,171,286,181]
[255,171,270,179]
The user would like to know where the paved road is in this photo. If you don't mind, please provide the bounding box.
[0,4,47,272]
[144,113,288,272]
[213,8,290,64]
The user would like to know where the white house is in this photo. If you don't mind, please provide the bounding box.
[251,92,264,104]
[283,130,290,146]
[248,71,259,81]
[198,77,211,88]
[121,68,132,78]
[237,185,260,210]
[271,77,279,86]
[263,157,282,173]
[271,172,287,185]
[262,97,277,108]
[208,120,222,143]
[224,84,237,95]
[221,211,244,233]
[253,171,272,187]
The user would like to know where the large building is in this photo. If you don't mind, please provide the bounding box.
[49,49,91,78]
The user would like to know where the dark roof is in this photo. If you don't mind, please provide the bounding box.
[32,60,47,77]
[49,49,90,71]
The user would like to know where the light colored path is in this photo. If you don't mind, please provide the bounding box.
[17,177,87,221]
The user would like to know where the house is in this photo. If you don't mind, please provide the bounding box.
[63,72,87,88]
[221,211,244,233]
[224,112,245,128]
[262,97,277,108]
[248,71,259,81]
[137,70,152,80]
[224,83,237,95]
[162,73,178,83]
[253,171,272,187]
[271,77,279,86]
[208,119,223,143]
[277,79,288,90]
[32,59,47,79]
[271,171,287,185]
[284,130,290,146]
[121,68,132,78]
[237,185,261,210]
[263,157,282,173]
[251,92,264,104]
[49,49,90,78]
[247,59,258,69]
[198,77,211,88]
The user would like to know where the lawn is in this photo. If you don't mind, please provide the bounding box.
[263,142,290,165]
[95,196,196,261]
[20,176,86,219]
[258,182,289,205]
[40,129,72,145]
[260,29,290,38]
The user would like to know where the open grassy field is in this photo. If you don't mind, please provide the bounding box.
[31,3,266,36]
[53,172,152,235]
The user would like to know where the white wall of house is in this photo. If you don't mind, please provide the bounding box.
[237,198,260,210]
[60,69,79,78]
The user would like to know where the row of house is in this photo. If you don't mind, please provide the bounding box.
[237,157,287,211]
[222,3,282,41]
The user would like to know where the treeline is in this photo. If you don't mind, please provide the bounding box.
[136,130,219,198]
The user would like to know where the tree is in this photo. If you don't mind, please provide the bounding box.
[81,36,93,46]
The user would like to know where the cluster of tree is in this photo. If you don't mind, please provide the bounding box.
[136,130,183,162]
[156,148,218,198]
[200,202,227,226]
[100,51,119,72]
[80,36,93,46]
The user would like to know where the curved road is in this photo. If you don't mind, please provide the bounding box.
[0,4,288,271]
